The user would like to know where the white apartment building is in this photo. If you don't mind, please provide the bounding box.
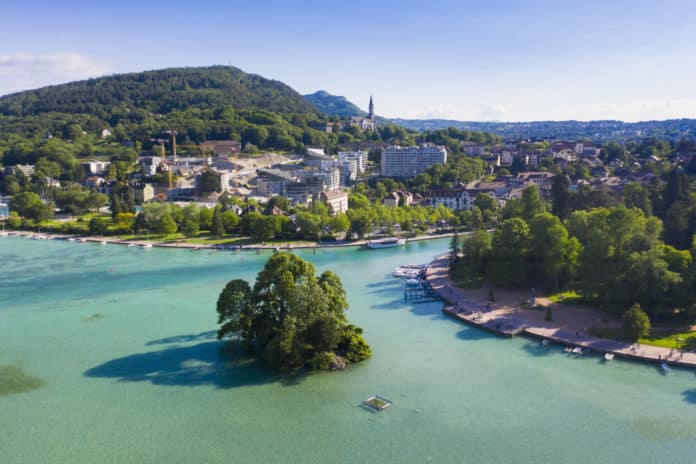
[295,168,341,192]
[380,145,447,178]
[338,151,368,173]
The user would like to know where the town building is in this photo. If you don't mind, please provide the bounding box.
[338,151,368,173]
[320,190,349,215]
[9,164,36,177]
[383,191,414,208]
[425,188,473,211]
[462,142,485,157]
[349,96,376,131]
[133,183,155,203]
[82,160,111,176]
[296,167,341,192]
[381,145,447,178]
[200,140,241,156]
[138,156,162,176]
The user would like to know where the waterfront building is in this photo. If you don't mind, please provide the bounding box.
[380,145,447,178]
[425,188,473,211]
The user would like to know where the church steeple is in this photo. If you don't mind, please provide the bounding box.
[368,94,374,121]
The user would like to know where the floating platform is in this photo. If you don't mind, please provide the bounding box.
[362,395,392,411]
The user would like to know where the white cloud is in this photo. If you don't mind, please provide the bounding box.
[0,53,110,96]
[415,104,471,120]
[480,104,508,121]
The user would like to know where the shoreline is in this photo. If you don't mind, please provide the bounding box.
[1,229,456,251]
[425,254,696,369]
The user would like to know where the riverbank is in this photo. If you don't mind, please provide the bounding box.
[1,229,457,250]
[426,254,696,369]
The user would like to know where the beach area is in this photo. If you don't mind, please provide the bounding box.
[426,254,696,369]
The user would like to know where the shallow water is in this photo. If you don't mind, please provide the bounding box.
[1,237,696,464]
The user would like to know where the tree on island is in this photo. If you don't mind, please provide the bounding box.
[621,303,651,341]
[216,252,371,371]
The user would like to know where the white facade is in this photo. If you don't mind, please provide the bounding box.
[82,160,111,176]
[338,151,368,173]
[320,190,349,215]
[426,189,473,211]
[381,145,447,178]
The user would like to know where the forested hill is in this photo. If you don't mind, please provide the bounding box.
[0,66,341,150]
[0,66,318,118]
[390,118,696,143]
[303,90,366,118]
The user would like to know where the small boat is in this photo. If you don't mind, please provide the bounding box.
[100,240,107,245]
[604,353,615,361]
[563,346,573,353]
[127,243,137,248]
[572,347,584,355]
[141,243,152,248]
[405,279,421,287]
[78,238,87,243]
[366,238,406,249]
[68,237,76,242]
[660,362,672,374]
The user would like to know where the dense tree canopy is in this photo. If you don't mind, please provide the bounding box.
[216,252,370,371]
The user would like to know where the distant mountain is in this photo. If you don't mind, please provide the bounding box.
[0,65,318,119]
[390,118,696,142]
[303,90,366,118]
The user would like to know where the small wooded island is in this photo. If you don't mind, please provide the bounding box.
[216,252,371,371]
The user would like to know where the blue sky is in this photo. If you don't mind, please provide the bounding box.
[2,0,696,121]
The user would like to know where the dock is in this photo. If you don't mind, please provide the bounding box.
[404,278,441,303]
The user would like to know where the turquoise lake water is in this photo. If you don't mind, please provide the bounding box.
[1,237,696,463]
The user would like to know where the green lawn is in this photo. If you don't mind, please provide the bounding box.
[639,330,696,350]
[590,326,696,350]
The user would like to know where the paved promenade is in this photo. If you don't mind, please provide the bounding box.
[3,230,457,251]
[426,254,696,369]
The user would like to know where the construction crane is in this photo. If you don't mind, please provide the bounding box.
[163,131,178,189]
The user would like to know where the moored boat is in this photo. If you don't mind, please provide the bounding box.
[604,353,615,361]
[366,238,406,249]
[660,362,671,373]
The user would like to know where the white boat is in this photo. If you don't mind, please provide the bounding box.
[366,238,406,249]
[100,241,107,245]
[405,279,421,287]
[563,346,573,353]
[127,243,137,248]
[572,347,584,355]
[604,353,615,361]
[660,362,672,373]
[141,243,153,248]
[392,268,422,278]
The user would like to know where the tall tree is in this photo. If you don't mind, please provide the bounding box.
[551,175,570,219]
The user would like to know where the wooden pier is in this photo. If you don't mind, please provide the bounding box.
[404,279,442,303]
